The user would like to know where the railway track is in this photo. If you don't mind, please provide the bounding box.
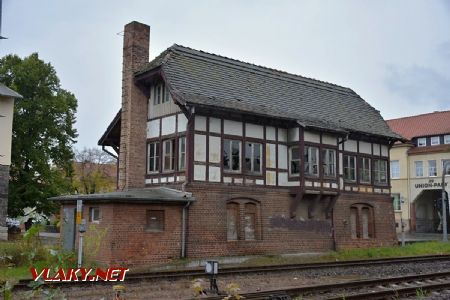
[13,254,450,291]
[202,270,450,300]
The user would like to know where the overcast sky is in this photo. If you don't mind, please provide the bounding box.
[1,1,450,150]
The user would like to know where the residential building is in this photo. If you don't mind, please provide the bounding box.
[388,110,450,233]
[52,22,402,266]
[0,83,22,240]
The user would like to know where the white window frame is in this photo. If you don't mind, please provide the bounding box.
[445,135,450,145]
[304,146,319,176]
[223,139,242,172]
[431,136,440,146]
[289,146,300,176]
[244,142,262,174]
[443,159,450,176]
[178,136,186,171]
[428,160,437,177]
[147,142,160,173]
[89,207,100,223]
[417,137,427,147]
[163,139,174,172]
[322,148,336,177]
[390,160,400,179]
[374,159,387,185]
[415,161,424,177]
[343,155,357,182]
[359,157,371,183]
[392,194,401,212]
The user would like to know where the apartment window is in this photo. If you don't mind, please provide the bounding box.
[417,137,426,147]
[445,135,450,144]
[322,149,336,177]
[373,159,387,185]
[390,160,400,179]
[89,207,100,223]
[392,194,401,211]
[415,161,424,177]
[223,139,241,172]
[289,146,301,176]
[153,83,169,105]
[359,157,371,183]
[431,136,440,146]
[344,155,357,181]
[147,142,160,173]
[244,142,262,174]
[428,160,437,177]
[443,159,450,176]
[146,210,164,231]
[178,137,186,171]
[304,146,319,176]
[350,204,374,239]
[163,139,175,171]
[226,200,260,241]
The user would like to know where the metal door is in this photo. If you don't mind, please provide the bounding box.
[62,208,76,250]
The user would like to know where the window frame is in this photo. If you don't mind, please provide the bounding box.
[431,136,440,146]
[146,210,165,232]
[343,155,357,182]
[392,194,401,211]
[443,159,450,176]
[89,207,101,223]
[322,148,336,178]
[359,157,371,184]
[445,135,450,145]
[223,139,242,173]
[417,137,427,147]
[178,136,186,171]
[289,146,301,176]
[244,142,262,174]
[304,145,319,177]
[390,160,400,179]
[147,142,160,174]
[226,200,260,241]
[162,139,175,172]
[415,161,424,177]
[373,159,388,185]
[349,204,375,240]
[428,160,437,177]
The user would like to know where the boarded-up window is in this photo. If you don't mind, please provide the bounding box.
[244,203,256,240]
[350,207,358,239]
[362,208,369,239]
[227,203,239,240]
[146,210,165,231]
[350,204,374,239]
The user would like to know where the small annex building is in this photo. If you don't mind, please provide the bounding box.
[52,21,403,267]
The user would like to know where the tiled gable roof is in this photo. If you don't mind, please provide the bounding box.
[387,110,450,140]
[137,44,400,140]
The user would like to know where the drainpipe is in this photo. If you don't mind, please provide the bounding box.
[181,201,191,258]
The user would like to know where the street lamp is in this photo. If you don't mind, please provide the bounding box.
[442,161,450,242]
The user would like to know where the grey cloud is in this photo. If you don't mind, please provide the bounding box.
[438,41,450,60]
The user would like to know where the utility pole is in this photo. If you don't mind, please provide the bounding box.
[442,161,450,242]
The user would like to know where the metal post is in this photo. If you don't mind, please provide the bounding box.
[442,161,450,242]
[78,232,83,267]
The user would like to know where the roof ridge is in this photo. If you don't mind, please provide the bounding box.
[168,44,355,95]
[387,109,450,122]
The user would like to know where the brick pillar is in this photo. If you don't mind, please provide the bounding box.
[118,21,150,190]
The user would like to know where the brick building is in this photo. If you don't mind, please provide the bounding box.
[53,21,403,267]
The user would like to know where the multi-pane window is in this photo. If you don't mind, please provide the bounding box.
[417,137,426,147]
[322,149,336,177]
[359,157,371,183]
[304,146,319,176]
[153,83,169,105]
[344,155,357,181]
[373,159,387,185]
[89,207,100,223]
[390,160,400,179]
[415,161,424,177]
[147,142,160,173]
[445,135,450,144]
[178,137,186,171]
[431,136,440,145]
[289,146,300,176]
[146,210,165,231]
[223,139,241,172]
[244,142,262,173]
[428,160,437,177]
[392,194,401,211]
[163,139,175,171]
[443,159,450,175]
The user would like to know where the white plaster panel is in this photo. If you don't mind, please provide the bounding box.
[278,172,288,186]
[266,143,276,168]
[278,144,288,169]
[245,178,254,185]
[234,178,243,184]
[278,128,288,142]
[223,177,232,183]
[246,123,264,139]
[152,178,159,184]
[224,119,243,136]
[161,177,167,183]
[304,131,320,143]
[332,183,338,189]
[323,183,330,188]
[374,188,381,193]
[344,139,358,152]
[305,181,313,187]
[314,182,321,187]
[288,127,299,142]
[177,113,188,133]
[340,178,344,190]
[209,117,221,133]
[147,119,160,138]
[168,176,175,183]
[322,134,337,145]
[373,143,380,156]
[194,164,206,181]
[352,187,359,192]
[266,126,276,141]
[381,145,389,157]
[145,179,152,184]
[209,166,221,182]
[177,176,186,182]
[339,153,344,175]
[382,189,390,194]
[255,179,264,185]
[195,115,207,131]
[345,186,351,191]
[194,134,207,162]
[209,136,221,163]
[266,171,276,186]
[161,115,176,136]
[359,141,372,154]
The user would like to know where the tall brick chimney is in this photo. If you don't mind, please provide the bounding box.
[118,21,149,190]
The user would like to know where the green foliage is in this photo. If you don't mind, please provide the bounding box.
[0,53,78,217]
[84,223,108,258]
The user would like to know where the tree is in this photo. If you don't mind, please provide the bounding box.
[73,147,117,194]
[0,53,78,217]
